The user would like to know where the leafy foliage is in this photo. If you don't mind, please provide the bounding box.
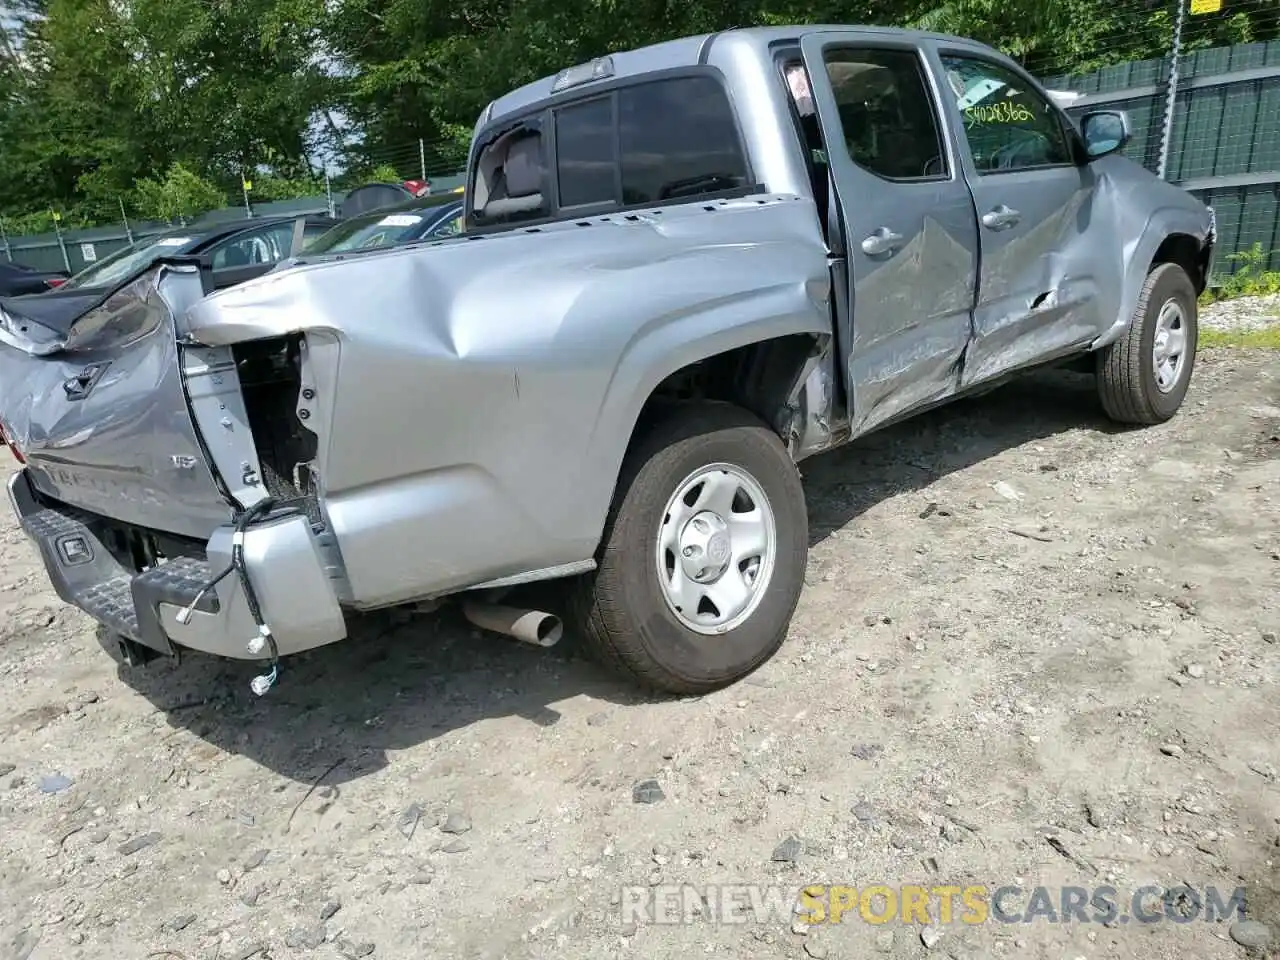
[1204,244,1280,302]
[132,163,227,223]
[0,0,1276,228]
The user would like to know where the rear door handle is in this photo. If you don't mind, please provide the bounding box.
[860,228,904,257]
[981,206,1021,230]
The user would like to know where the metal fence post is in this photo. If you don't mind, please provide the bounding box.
[419,138,427,181]
[119,197,134,244]
[0,218,11,262]
[51,214,71,273]
[325,171,336,218]
[1157,0,1188,181]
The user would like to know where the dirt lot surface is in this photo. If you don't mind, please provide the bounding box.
[2,347,1278,960]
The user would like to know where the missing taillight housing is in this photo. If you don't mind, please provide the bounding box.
[232,335,320,522]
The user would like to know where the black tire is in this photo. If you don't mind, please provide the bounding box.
[1096,262,1199,424]
[569,401,808,694]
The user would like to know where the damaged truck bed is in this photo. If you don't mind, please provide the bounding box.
[0,25,1214,696]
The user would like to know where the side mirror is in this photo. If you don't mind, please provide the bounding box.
[1080,110,1131,160]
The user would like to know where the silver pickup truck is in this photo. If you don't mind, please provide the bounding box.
[0,25,1213,696]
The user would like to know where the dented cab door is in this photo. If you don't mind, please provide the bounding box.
[932,46,1108,387]
[797,33,979,436]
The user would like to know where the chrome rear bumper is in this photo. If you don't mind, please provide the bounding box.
[8,469,347,661]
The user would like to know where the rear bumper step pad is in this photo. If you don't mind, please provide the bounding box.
[12,474,218,655]
[9,468,347,661]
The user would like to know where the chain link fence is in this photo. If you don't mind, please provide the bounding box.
[1033,0,1280,277]
[0,137,470,276]
[4,0,1277,279]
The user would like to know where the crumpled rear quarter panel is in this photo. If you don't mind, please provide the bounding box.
[184,196,832,607]
[0,270,232,539]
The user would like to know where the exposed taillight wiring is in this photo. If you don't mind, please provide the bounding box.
[0,421,24,463]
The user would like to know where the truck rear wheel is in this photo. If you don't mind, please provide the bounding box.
[1096,262,1199,424]
[570,402,808,694]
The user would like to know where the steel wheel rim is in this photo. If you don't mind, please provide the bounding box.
[1152,298,1188,395]
[655,462,777,635]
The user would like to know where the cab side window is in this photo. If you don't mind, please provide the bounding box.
[472,129,549,225]
[822,47,949,181]
[939,55,1074,173]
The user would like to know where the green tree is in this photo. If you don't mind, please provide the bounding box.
[132,163,227,222]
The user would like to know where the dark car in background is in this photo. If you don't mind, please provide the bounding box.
[54,213,336,295]
[0,260,68,296]
[0,214,332,444]
[303,190,464,255]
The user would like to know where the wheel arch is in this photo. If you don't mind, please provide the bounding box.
[581,323,836,558]
[1152,232,1210,296]
[1091,206,1213,352]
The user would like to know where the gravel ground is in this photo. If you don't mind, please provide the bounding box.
[1201,294,1280,332]
[0,343,1278,960]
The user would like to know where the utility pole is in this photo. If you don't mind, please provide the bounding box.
[1157,0,1188,181]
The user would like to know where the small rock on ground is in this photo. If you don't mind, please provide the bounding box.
[1229,920,1272,949]
[162,914,196,934]
[772,836,802,862]
[286,925,327,950]
[440,811,472,834]
[37,773,72,794]
[117,832,161,856]
[632,779,665,804]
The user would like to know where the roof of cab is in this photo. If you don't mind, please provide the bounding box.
[482,24,991,123]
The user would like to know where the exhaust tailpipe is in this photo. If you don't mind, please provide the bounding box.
[462,602,563,648]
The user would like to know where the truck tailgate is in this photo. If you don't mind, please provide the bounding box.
[0,266,232,540]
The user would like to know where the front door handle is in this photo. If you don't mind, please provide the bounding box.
[981,205,1021,230]
[860,228,905,257]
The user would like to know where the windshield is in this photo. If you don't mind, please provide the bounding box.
[62,233,197,290]
[305,195,463,254]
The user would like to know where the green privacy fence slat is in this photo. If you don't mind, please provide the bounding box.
[1253,80,1280,172]
[1238,186,1278,268]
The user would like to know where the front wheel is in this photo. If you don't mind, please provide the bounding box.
[1096,262,1199,424]
[570,402,808,694]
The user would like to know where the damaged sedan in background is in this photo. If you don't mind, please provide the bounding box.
[0,25,1213,697]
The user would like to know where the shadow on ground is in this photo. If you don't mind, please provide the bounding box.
[117,367,1115,785]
